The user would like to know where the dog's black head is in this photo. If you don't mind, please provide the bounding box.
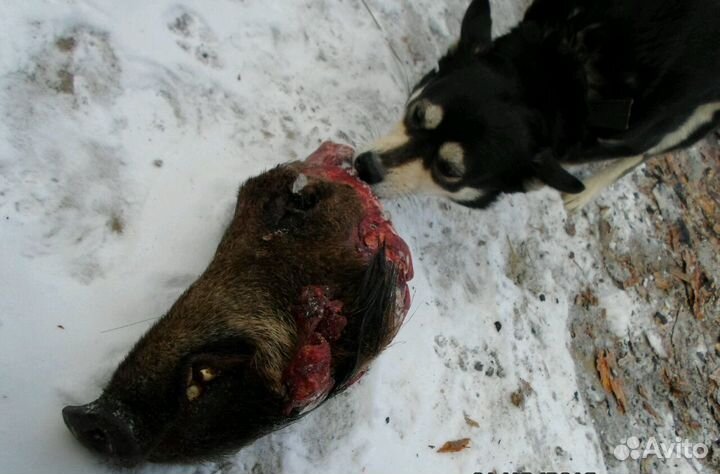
[355,0,584,208]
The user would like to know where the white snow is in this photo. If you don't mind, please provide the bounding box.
[0,1,698,473]
[291,173,309,194]
[598,287,636,339]
[644,330,668,359]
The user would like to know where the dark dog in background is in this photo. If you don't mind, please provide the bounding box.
[355,0,720,210]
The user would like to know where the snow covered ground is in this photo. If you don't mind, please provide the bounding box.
[0,1,715,473]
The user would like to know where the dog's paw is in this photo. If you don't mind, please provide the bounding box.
[562,188,594,212]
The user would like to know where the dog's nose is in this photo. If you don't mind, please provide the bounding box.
[354,152,385,185]
[63,401,142,466]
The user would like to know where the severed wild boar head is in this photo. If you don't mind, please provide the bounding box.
[62,143,413,466]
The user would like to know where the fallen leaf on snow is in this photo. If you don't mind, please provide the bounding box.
[596,350,628,414]
[463,413,480,428]
[653,272,672,291]
[510,389,524,407]
[575,288,599,309]
[661,366,691,398]
[510,379,534,408]
[437,438,471,453]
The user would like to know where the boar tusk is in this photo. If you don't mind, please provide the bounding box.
[186,385,202,401]
[199,368,217,382]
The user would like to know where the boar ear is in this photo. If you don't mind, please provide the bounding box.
[459,0,493,54]
[338,249,402,386]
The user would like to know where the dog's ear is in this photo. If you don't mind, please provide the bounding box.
[459,0,493,54]
[531,150,585,194]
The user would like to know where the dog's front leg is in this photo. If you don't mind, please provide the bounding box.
[563,155,645,211]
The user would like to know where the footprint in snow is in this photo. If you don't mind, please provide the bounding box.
[167,8,223,69]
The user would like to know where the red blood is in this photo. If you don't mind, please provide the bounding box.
[283,142,414,414]
[302,142,413,282]
[283,333,332,413]
[284,286,347,413]
[293,286,347,343]
[316,311,347,343]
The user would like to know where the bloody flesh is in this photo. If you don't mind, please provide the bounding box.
[283,286,346,413]
[283,142,414,414]
[304,142,413,283]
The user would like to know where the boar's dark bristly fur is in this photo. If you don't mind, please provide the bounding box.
[63,158,409,466]
[341,247,401,386]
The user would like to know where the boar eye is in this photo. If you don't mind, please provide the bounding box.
[184,365,221,402]
[288,173,327,212]
[288,187,321,212]
[264,183,327,231]
[182,347,253,401]
[277,183,332,230]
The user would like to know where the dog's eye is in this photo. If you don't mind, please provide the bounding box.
[434,159,464,180]
[408,100,444,130]
[434,142,465,181]
[407,103,425,129]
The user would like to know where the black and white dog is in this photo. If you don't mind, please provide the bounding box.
[354,0,720,209]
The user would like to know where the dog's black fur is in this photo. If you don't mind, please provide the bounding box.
[355,0,720,208]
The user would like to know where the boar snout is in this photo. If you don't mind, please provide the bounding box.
[62,398,143,466]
